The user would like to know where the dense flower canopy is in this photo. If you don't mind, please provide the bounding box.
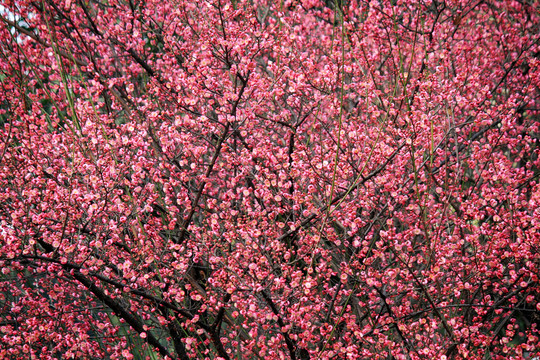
[1,0,540,359]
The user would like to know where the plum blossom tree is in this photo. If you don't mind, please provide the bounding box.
[1,0,540,359]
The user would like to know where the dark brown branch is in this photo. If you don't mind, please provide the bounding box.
[176,73,249,245]
[374,286,418,356]
[261,290,308,360]
[72,271,174,359]
[211,293,231,334]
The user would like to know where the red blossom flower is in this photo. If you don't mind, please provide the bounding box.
[1,0,540,359]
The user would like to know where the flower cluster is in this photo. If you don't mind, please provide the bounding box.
[0,0,539,359]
